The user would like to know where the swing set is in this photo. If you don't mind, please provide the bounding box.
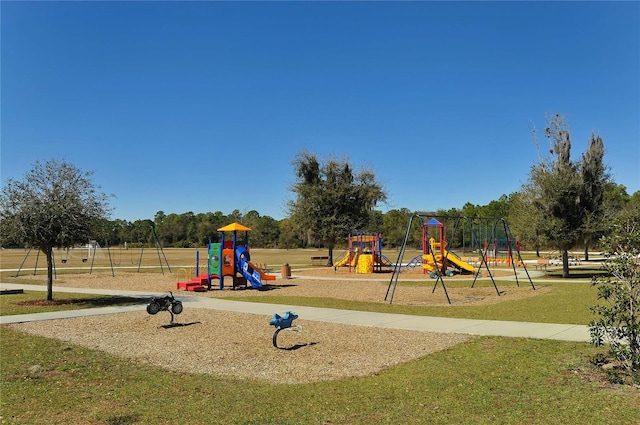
[384,214,535,305]
[13,223,172,278]
[111,243,147,267]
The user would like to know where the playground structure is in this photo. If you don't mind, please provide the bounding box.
[176,222,275,291]
[333,233,392,273]
[385,215,535,305]
[421,218,476,276]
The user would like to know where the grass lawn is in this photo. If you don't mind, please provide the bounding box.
[223,279,598,325]
[2,248,637,423]
[1,327,638,424]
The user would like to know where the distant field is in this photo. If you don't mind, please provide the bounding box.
[0,247,426,277]
[0,246,577,279]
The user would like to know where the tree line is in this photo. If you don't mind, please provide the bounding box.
[84,184,636,253]
[1,113,639,289]
[3,114,637,376]
[2,148,638,261]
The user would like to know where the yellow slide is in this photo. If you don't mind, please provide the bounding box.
[333,251,349,267]
[425,238,475,273]
[334,251,359,267]
[442,248,476,273]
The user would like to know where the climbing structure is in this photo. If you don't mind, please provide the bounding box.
[333,233,391,273]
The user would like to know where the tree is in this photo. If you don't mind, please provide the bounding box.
[602,183,631,231]
[524,114,589,277]
[381,208,413,248]
[589,202,640,383]
[580,134,609,260]
[241,210,280,248]
[508,190,546,256]
[194,211,225,246]
[288,152,387,265]
[154,210,166,227]
[277,217,305,249]
[0,159,111,300]
[482,194,512,219]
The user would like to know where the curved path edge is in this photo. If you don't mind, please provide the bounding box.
[0,283,590,342]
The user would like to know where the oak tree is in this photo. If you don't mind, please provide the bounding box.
[288,152,387,265]
[0,159,111,300]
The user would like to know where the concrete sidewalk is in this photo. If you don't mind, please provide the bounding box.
[0,283,590,342]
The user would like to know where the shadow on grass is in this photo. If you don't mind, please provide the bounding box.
[17,296,145,308]
[106,414,142,425]
[545,271,612,279]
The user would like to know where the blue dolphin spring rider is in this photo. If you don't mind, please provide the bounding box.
[269,311,301,348]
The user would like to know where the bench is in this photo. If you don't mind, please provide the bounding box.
[310,256,329,265]
[461,257,479,265]
[256,262,272,273]
[568,256,582,266]
[535,258,550,271]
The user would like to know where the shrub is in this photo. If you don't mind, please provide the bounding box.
[589,210,640,384]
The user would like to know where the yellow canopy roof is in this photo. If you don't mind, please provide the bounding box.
[217,222,252,232]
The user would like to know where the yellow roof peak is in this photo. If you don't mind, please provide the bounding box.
[217,222,252,232]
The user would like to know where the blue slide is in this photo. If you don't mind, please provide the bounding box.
[235,246,263,289]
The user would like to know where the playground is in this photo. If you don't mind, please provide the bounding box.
[1,216,553,385]
[4,265,540,384]
[3,264,499,384]
[3,243,637,423]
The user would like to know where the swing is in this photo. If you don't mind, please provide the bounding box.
[82,242,89,263]
[112,245,123,266]
[130,246,141,265]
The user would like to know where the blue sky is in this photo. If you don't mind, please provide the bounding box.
[2,1,639,222]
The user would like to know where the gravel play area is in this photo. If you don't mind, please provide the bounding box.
[8,268,544,384]
[12,310,471,384]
